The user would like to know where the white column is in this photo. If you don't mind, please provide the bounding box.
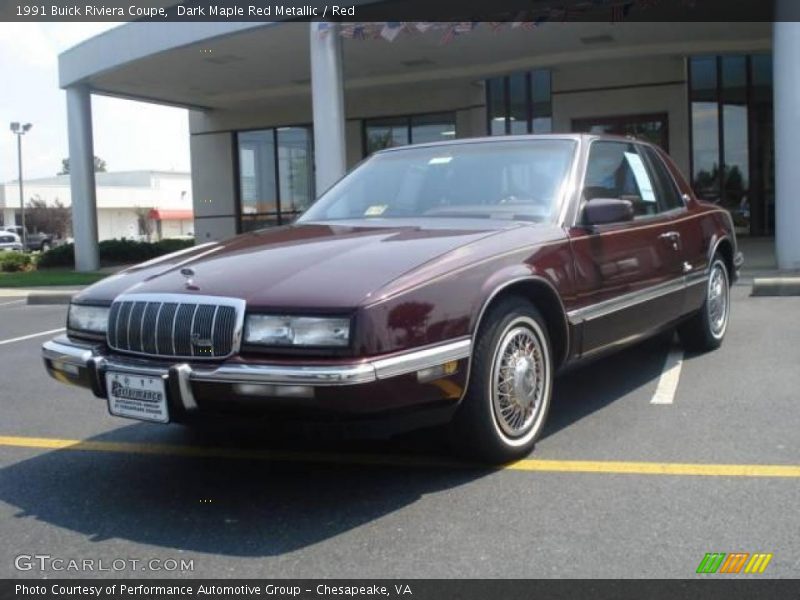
[773,14,800,270]
[66,85,99,272]
[310,22,347,194]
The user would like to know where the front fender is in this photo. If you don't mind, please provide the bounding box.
[356,240,573,362]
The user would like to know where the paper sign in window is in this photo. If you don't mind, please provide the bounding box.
[364,205,388,216]
[624,152,656,203]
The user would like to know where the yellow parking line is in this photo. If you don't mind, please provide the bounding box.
[504,459,800,477]
[0,434,799,478]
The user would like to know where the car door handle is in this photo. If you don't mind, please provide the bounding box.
[658,231,681,250]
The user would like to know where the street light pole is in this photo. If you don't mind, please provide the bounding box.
[9,122,32,251]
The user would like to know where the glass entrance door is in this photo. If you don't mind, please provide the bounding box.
[688,54,774,236]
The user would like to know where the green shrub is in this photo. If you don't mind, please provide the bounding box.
[37,243,74,268]
[0,252,33,272]
[153,238,195,255]
[38,238,195,269]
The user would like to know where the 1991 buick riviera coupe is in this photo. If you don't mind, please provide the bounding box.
[43,135,742,462]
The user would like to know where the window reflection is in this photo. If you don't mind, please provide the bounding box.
[690,56,717,100]
[411,113,457,144]
[365,117,408,154]
[364,113,456,155]
[531,70,552,134]
[750,54,774,234]
[238,130,277,218]
[486,69,552,135]
[237,126,313,231]
[277,127,314,218]
[572,113,669,150]
[689,54,774,235]
[488,77,506,135]
[722,56,749,230]
[509,73,529,134]
[691,101,720,201]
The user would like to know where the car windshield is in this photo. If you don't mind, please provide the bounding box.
[298,139,577,224]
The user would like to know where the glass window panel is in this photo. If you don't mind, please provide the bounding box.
[531,69,552,133]
[277,127,314,215]
[584,141,658,217]
[749,54,774,235]
[642,146,684,212]
[572,114,668,149]
[751,54,772,87]
[690,56,718,102]
[301,140,576,223]
[365,117,409,154]
[751,54,773,104]
[487,77,507,135]
[410,113,456,144]
[722,55,747,104]
[531,69,551,104]
[532,117,552,134]
[238,130,277,217]
[723,104,749,225]
[509,73,528,134]
[240,214,279,233]
[691,102,720,201]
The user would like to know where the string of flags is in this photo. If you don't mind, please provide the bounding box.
[316,0,694,45]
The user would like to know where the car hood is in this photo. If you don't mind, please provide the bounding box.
[76,220,526,309]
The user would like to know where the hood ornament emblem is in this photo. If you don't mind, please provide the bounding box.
[180,267,199,290]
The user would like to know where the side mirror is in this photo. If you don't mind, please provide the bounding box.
[583,198,634,226]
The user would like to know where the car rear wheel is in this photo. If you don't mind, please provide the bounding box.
[40,242,51,253]
[449,296,553,464]
[677,254,730,352]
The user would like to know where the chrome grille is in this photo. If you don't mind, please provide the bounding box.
[107,294,245,360]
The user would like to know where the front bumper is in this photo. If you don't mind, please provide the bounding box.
[42,335,471,430]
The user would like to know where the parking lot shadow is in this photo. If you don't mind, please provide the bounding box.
[0,333,672,558]
[544,331,673,439]
[0,425,486,557]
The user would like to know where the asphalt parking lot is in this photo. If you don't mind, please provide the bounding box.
[0,284,798,579]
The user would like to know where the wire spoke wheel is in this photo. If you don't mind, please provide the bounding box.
[449,297,553,462]
[491,320,547,439]
[707,261,729,338]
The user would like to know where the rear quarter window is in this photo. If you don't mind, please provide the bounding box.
[641,145,685,212]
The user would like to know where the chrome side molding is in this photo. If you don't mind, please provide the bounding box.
[372,338,471,380]
[566,273,708,325]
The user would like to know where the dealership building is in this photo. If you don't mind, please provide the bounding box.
[56,12,800,270]
[1,170,193,241]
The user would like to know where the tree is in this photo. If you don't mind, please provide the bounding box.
[58,156,107,175]
[25,196,71,238]
[134,207,154,240]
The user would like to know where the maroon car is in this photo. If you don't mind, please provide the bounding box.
[42,135,742,462]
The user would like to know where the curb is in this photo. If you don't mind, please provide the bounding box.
[26,293,75,305]
[751,277,800,297]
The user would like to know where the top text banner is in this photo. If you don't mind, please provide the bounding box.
[0,0,779,22]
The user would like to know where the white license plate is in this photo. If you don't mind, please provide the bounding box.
[106,371,169,423]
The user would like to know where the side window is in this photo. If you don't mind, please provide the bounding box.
[583,141,658,217]
[641,145,685,212]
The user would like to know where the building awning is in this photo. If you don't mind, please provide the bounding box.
[56,20,770,112]
[148,209,194,221]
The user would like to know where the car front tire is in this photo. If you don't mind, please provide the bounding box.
[449,296,553,464]
[677,254,730,352]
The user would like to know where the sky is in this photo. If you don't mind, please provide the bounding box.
[0,23,190,183]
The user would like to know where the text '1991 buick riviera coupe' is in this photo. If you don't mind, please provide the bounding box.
[43,135,743,463]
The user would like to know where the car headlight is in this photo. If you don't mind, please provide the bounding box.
[245,315,350,347]
[68,304,110,334]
